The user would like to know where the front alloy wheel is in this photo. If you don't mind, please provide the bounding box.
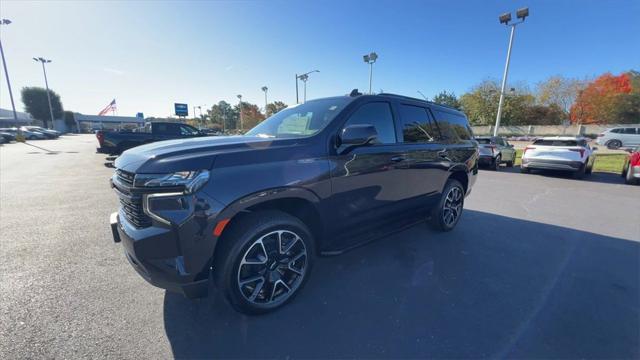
[237,230,307,305]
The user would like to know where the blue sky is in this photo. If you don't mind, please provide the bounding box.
[1,0,638,118]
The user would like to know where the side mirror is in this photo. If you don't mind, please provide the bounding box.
[340,124,378,147]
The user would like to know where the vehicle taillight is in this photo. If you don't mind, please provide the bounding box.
[569,149,585,157]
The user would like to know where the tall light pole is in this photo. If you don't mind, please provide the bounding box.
[0,19,19,124]
[237,94,243,131]
[363,52,378,94]
[33,57,56,129]
[493,7,529,136]
[261,86,268,118]
[295,70,319,103]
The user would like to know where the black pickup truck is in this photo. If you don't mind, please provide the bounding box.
[96,122,205,154]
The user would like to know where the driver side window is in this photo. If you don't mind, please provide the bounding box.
[343,102,396,144]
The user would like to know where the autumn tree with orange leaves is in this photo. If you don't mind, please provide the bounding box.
[570,71,639,124]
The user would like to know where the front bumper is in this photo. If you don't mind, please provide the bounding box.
[109,188,225,298]
[521,158,584,171]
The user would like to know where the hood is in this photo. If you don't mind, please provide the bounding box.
[115,135,287,173]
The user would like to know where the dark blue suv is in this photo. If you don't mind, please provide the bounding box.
[110,93,478,314]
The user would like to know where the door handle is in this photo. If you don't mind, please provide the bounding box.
[390,156,406,163]
[437,150,449,159]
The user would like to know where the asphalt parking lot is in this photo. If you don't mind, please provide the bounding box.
[1,135,638,358]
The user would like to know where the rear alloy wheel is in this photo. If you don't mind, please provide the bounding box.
[607,140,622,150]
[430,179,464,232]
[573,163,586,179]
[492,155,501,171]
[215,210,314,315]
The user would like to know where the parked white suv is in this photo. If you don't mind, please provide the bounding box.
[596,127,640,149]
[521,137,597,179]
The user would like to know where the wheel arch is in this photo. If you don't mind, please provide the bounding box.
[214,187,325,254]
[447,167,469,193]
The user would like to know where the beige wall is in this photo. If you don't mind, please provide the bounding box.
[472,124,637,136]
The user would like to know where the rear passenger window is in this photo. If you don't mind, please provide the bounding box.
[343,102,396,144]
[622,128,638,134]
[432,109,473,142]
[398,104,438,143]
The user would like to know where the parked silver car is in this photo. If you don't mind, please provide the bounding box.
[475,136,517,170]
[596,127,640,149]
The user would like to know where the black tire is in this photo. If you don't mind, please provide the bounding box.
[520,166,530,173]
[214,210,315,315]
[573,163,586,179]
[506,160,514,168]
[625,162,638,185]
[607,140,622,150]
[585,158,593,175]
[491,155,501,171]
[430,179,465,232]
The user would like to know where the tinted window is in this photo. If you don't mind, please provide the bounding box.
[611,128,623,133]
[432,109,473,142]
[398,105,438,143]
[343,102,396,144]
[533,139,578,146]
[622,128,638,134]
[476,138,492,144]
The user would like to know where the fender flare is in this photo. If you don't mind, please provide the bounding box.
[214,186,323,234]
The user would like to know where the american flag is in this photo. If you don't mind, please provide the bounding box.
[98,99,117,116]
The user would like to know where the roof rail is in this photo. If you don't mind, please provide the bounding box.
[377,92,461,111]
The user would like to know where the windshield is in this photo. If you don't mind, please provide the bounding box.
[245,98,351,138]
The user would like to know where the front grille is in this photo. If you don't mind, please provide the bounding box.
[113,169,152,228]
[116,169,135,186]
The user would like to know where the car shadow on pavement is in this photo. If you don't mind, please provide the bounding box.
[163,210,639,359]
[498,166,626,185]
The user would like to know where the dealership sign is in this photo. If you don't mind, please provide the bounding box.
[174,103,188,117]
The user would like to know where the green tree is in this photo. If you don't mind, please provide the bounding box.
[63,111,77,132]
[266,101,288,117]
[536,75,587,114]
[207,101,238,130]
[459,80,500,125]
[432,91,460,109]
[21,87,63,128]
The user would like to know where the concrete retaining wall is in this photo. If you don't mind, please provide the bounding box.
[471,124,635,136]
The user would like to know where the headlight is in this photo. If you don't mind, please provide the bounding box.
[136,170,210,194]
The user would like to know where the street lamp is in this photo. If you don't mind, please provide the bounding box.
[295,70,319,103]
[493,7,529,136]
[0,19,19,125]
[261,86,268,118]
[237,94,243,130]
[363,52,378,94]
[33,56,56,129]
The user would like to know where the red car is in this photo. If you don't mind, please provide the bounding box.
[622,146,640,185]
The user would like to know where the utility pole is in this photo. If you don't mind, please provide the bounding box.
[494,8,529,136]
[363,52,378,94]
[237,94,243,131]
[261,86,268,118]
[0,19,18,124]
[33,57,56,129]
